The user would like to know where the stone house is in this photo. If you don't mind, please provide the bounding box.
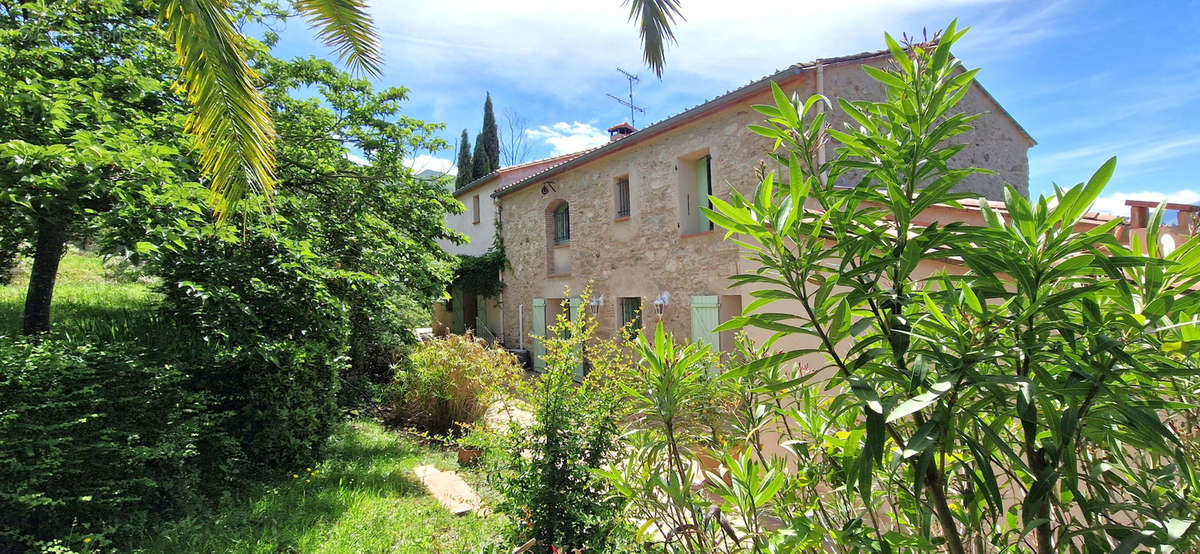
[434,152,583,337]
[454,48,1051,367]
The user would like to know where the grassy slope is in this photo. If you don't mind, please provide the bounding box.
[2,252,507,551]
[135,420,507,553]
[0,251,158,337]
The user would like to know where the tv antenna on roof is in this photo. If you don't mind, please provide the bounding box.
[606,67,645,127]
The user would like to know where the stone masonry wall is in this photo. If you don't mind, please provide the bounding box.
[499,59,1032,349]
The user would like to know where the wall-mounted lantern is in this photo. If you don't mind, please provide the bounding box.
[653,292,670,318]
[589,294,604,317]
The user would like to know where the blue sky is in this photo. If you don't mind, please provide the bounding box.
[269,0,1200,214]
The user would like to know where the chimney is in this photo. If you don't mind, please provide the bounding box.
[607,122,636,142]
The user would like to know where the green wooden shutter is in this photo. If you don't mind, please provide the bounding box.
[532,298,546,372]
[451,290,465,334]
[621,297,642,340]
[696,156,713,231]
[568,297,585,379]
[691,295,720,348]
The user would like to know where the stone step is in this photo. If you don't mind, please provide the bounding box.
[413,464,481,516]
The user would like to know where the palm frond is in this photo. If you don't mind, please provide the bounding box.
[295,0,383,77]
[623,0,684,79]
[160,0,277,220]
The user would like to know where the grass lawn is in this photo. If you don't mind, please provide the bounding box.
[0,250,159,337]
[131,419,508,553]
[4,252,509,551]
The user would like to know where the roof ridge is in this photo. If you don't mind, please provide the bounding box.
[497,150,584,172]
[492,45,1031,199]
[453,148,595,197]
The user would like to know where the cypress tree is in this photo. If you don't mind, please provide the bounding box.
[471,132,491,179]
[481,93,500,172]
[455,129,473,188]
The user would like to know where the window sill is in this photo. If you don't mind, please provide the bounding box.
[552,243,571,249]
[547,272,571,279]
[680,229,717,239]
[614,215,630,222]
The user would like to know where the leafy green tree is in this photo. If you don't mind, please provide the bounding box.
[456,129,474,189]
[472,131,491,180]
[481,93,501,172]
[105,51,462,374]
[0,0,189,334]
[261,55,462,374]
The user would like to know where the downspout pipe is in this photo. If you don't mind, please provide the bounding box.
[816,63,827,184]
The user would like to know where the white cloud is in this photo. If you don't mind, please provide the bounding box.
[346,152,368,166]
[366,0,1021,105]
[525,122,609,155]
[1032,133,1200,180]
[1091,189,1200,215]
[405,154,457,175]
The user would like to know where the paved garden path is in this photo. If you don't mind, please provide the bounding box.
[413,464,481,516]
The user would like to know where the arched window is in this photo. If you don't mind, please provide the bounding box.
[553,202,570,244]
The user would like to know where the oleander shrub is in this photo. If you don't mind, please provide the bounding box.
[393,333,523,434]
[0,337,216,551]
[634,22,1200,553]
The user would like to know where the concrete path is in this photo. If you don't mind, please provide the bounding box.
[413,464,481,516]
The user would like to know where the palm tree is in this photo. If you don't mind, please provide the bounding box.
[164,0,682,219]
[625,0,683,79]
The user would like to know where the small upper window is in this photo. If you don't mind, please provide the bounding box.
[615,176,630,218]
[553,203,570,244]
[472,194,480,224]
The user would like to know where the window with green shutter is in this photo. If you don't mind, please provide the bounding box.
[620,297,642,340]
[690,295,720,348]
[697,155,713,231]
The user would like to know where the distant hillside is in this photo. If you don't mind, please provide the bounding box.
[416,169,447,180]
[414,168,455,192]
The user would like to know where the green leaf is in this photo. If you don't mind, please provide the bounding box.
[887,380,953,423]
[862,65,907,91]
[850,378,884,415]
[960,282,982,314]
[902,421,939,459]
[295,0,383,77]
[624,0,684,79]
[1021,468,1058,526]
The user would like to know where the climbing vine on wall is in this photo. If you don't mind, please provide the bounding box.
[452,209,507,298]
